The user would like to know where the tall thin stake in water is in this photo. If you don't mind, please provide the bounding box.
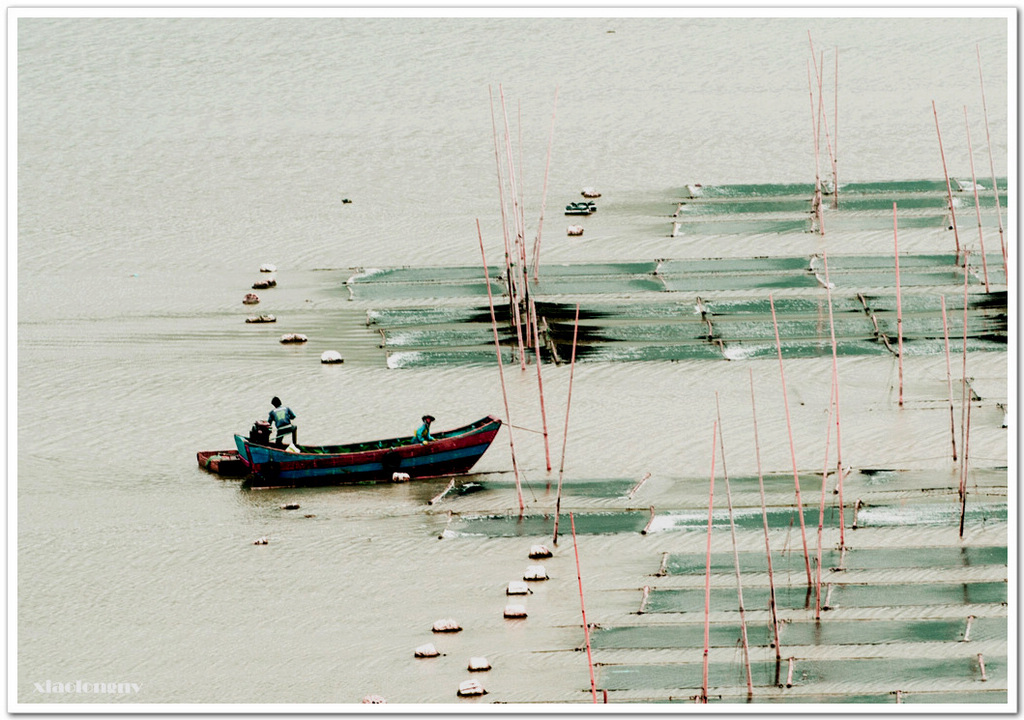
[529,298,552,472]
[700,420,718,704]
[569,512,598,703]
[715,395,754,698]
[815,380,836,621]
[553,303,581,545]
[477,220,524,512]
[770,294,813,586]
[832,46,839,208]
[976,46,1007,278]
[963,106,990,292]
[749,370,782,660]
[959,252,970,500]
[941,295,958,462]
[893,203,905,407]
[821,251,845,547]
[531,88,559,282]
[932,100,962,263]
[959,399,972,538]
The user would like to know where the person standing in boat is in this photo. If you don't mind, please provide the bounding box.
[269,396,297,446]
[414,415,435,444]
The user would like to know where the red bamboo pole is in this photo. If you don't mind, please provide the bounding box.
[700,420,718,704]
[529,298,552,472]
[809,41,837,207]
[963,106,990,292]
[833,46,838,208]
[933,100,962,263]
[893,202,904,407]
[569,512,598,703]
[478,220,524,513]
[749,369,782,660]
[959,252,970,499]
[770,294,813,586]
[941,295,958,462]
[976,46,1007,278]
[820,251,845,547]
[959,398,972,538]
[531,88,558,282]
[806,60,823,234]
[714,395,754,698]
[553,303,581,545]
[815,381,835,621]
[497,87,528,370]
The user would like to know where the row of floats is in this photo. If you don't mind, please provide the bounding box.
[240,263,344,364]
[361,543,554,702]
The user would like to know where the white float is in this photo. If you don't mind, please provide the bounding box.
[280,333,308,344]
[414,643,441,658]
[243,293,260,305]
[432,618,462,633]
[506,581,532,596]
[392,472,410,482]
[467,657,491,672]
[457,680,487,697]
[259,263,277,273]
[361,695,386,704]
[503,604,527,619]
[529,544,552,559]
[523,565,548,581]
[320,350,344,364]
[567,225,584,236]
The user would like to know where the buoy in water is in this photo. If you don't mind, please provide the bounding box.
[361,695,386,704]
[523,565,548,581]
[245,314,276,323]
[252,536,269,545]
[457,680,487,697]
[280,333,308,344]
[432,618,462,633]
[506,581,532,596]
[320,350,344,364]
[567,225,584,236]
[467,657,491,672]
[243,293,260,305]
[529,544,552,559]
[503,604,528,619]
[252,277,276,289]
[581,187,601,198]
[280,503,300,510]
[259,263,277,273]
[414,643,441,658]
[392,472,410,482]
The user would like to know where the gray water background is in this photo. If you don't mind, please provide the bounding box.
[16,14,1009,706]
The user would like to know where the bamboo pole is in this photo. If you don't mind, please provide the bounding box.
[715,395,754,698]
[976,46,1007,278]
[959,251,970,500]
[815,380,835,621]
[497,87,528,370]
[960,396,972,538]
[963,106,990,292]
[529,298,552,472]
[941,295,958,462]
[569,512,598,702]
[833,47,838,208]
[964,614,976,642]
[820,251,845,547]
[977,653,988,682]
[806,60,824,233]
[933,101,962,263]
[770,294,813,586]
[893,203,905,407]
[700,420,718,705]
[531,88,558,282]
[553,303,581,545]
[749,370,782,660]
[477,220,524,513]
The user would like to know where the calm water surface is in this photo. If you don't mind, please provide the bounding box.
[16,14,1009,706]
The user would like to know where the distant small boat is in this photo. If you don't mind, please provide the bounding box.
[565,201,597,216]
[196,450,249,476]
[233,415,503,488]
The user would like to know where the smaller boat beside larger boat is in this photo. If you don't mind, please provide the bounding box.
[220,415,502,489]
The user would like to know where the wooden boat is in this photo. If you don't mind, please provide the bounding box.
[233,415,503,488]
[564,201,596,216]
[196,450,250,477]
